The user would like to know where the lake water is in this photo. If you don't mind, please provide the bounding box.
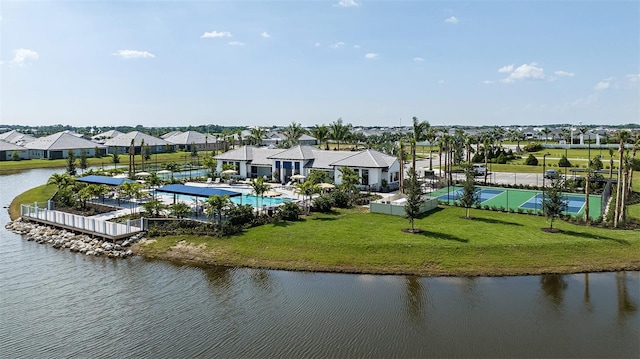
[1,168,638,358]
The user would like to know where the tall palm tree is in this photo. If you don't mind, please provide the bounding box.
[310,124,330,150]
[541,127,551,144]
[425,128,438,170]
[410,116,430,172]
[608,148,616,179]
[247,126,267,146]
[283,122,306,148]
[578,126,589,145]
[205,195,230,231]
[294,181,319,215]
[614,130,630,228]
[128,138,135,179]
[249,177,270,212]
[330,118,351,150]
[483,135,491,184]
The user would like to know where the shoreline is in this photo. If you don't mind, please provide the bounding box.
[132,239,640,278]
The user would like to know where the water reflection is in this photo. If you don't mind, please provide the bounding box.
[403,276,425,321]
[540,274,568,308]
[616,272,637,323]
[583,273,593,312]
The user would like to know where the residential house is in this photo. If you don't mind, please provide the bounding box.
[0,140,29,161]
[24,131,106,159]
[102,131,173,155]
[214,145,399,191]
[0,130,36,146]
[163,131,220,152]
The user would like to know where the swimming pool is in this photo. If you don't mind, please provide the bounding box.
[157,191,292,208]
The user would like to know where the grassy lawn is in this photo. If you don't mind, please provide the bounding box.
[0,151,206,175]
[137,206,640,276]
[9,184,57,220]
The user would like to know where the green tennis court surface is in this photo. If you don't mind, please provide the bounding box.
[430,186,601,219]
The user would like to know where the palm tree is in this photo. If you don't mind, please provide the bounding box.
[310,124,330,150]
[608,148,616,179]
[128,139,135,179]
[170,202,192,219]
[283,122,306,148]
[141,199,169,218]
[410,116,430,172]
[541,127,551,144]
[294,181,319,215]
[205,195,230,231]
[425,128,438,170]
[140,139,146,171]
[247,126,267,146]
[249,177,270,212]
[118,181,146,215]
[330,118,351,150]
[483,135,491,184]
[578,126,589,145]
[614,130,630,228]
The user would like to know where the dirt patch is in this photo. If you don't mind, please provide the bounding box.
[401,228,424,234]
[541,227,563,233]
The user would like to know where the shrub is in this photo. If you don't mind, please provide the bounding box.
[331,189,351,208]
[277,202,302,221]
[523,143,543,152]
[496,153,507,164]
[312,195,333,213]
[224,203,254,227]
[524,154,539,166]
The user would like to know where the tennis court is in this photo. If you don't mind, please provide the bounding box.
[431,186,601,219]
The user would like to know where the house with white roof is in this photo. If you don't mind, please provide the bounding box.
[24,131,106,159]
[0,130,36,146]
[0,140,29,161]
[214,145,400,190]
[163,131,220,152]
[91,130,122,143]
[102,131,173,155]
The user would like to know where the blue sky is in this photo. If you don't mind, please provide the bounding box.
[1,0,638,128]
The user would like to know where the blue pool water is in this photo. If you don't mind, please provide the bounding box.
[160,192,292,208]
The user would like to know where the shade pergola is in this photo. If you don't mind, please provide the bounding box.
[77,175,134,187]
[155,184,242,199]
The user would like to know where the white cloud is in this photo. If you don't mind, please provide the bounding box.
[331,41,345,49]
[364,53,379,59]
[626,73,640,83]
[112,50,155,59]
[260,32,271,38]
[315,42,321,47]
[594,78,613,90]
[501,63,546,83]
[554,70,575,77]
[445,16,459,24]
[438,80,445,84]
[228,41,245,46]
[482,80,495,84]
[353,45,361,49]
[201,31,232,38]
[334,0,360,7]
[498,64,514,73]
[10,48,39,66]
[413,57,424,62]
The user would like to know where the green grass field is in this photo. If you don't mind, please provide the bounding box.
[137,206,640,276]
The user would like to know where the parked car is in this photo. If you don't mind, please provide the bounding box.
[472,164,486,176]
[544,169,558,179]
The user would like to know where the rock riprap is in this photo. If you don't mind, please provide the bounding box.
[5,218,139,258]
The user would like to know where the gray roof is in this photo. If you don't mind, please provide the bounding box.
[103,131,169,147]
[268,145,315,160]
[24,131,106,151]
[161,130,182,139]
[92,130,122,141]
[330,149,397,168]
[214,145,256,161]
[251,148,282,166]
[307,149,355,169]
[0,130,36,145]
[0,140,27,151]
[164,131,211,145]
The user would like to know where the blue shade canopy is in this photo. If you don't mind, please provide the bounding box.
[155,184,241,198]
[76,175,135,186]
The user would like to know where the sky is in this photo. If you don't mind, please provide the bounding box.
[1,0,639,128]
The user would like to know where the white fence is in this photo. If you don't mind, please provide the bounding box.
[20,203,143,239]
